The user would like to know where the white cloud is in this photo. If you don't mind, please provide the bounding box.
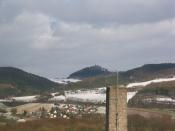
[0,0,174,25]
[53,18,175,48]
[0,12,61,49]
[15,12,58,49]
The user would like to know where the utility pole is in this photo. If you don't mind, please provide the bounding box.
[115,70,119,87]
[116,71,119,88]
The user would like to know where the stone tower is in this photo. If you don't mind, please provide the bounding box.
[106,86,127,131]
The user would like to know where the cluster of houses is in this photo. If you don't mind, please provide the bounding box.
[17,104,98,120]
[48,104,98,119]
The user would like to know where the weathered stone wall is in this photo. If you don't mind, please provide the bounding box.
[106,87,117,131]
[106,86,127,131]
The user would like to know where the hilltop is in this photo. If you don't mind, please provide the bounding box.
[68,65,112,79]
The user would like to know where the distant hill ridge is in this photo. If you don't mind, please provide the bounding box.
[68,63,175,80]
[122,63,175,82]
[126,63,175,73]
[1,63,175,97]
[66,63,175,90]
[68,65,112,79]
[0,67,59,97]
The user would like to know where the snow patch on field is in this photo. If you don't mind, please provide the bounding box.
[50,87,136,103]
[66,91,106,103]
[156,97,175,102]
[12,95,38,102]
[50,88,106,103]
[127,91,137,102]
[127,77,175,88]
[49,78,81,84]
[0,99,12,102]
[49,95,66,101]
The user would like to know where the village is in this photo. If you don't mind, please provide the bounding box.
[0,101,104,123]
[18,103,98,121]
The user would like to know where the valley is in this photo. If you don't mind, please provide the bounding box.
[1,64,175,130]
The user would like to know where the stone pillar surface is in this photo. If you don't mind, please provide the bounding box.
[106,86,127,131]
[116,87,127,131]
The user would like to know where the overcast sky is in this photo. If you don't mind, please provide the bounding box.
[0,0,175,78]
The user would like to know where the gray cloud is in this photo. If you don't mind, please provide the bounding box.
[0,0,175,78]
[1,0,175,24]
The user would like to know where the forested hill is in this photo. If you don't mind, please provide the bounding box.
[68,65,112,79]
[0,67,59,97]
[121,63,175,82]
